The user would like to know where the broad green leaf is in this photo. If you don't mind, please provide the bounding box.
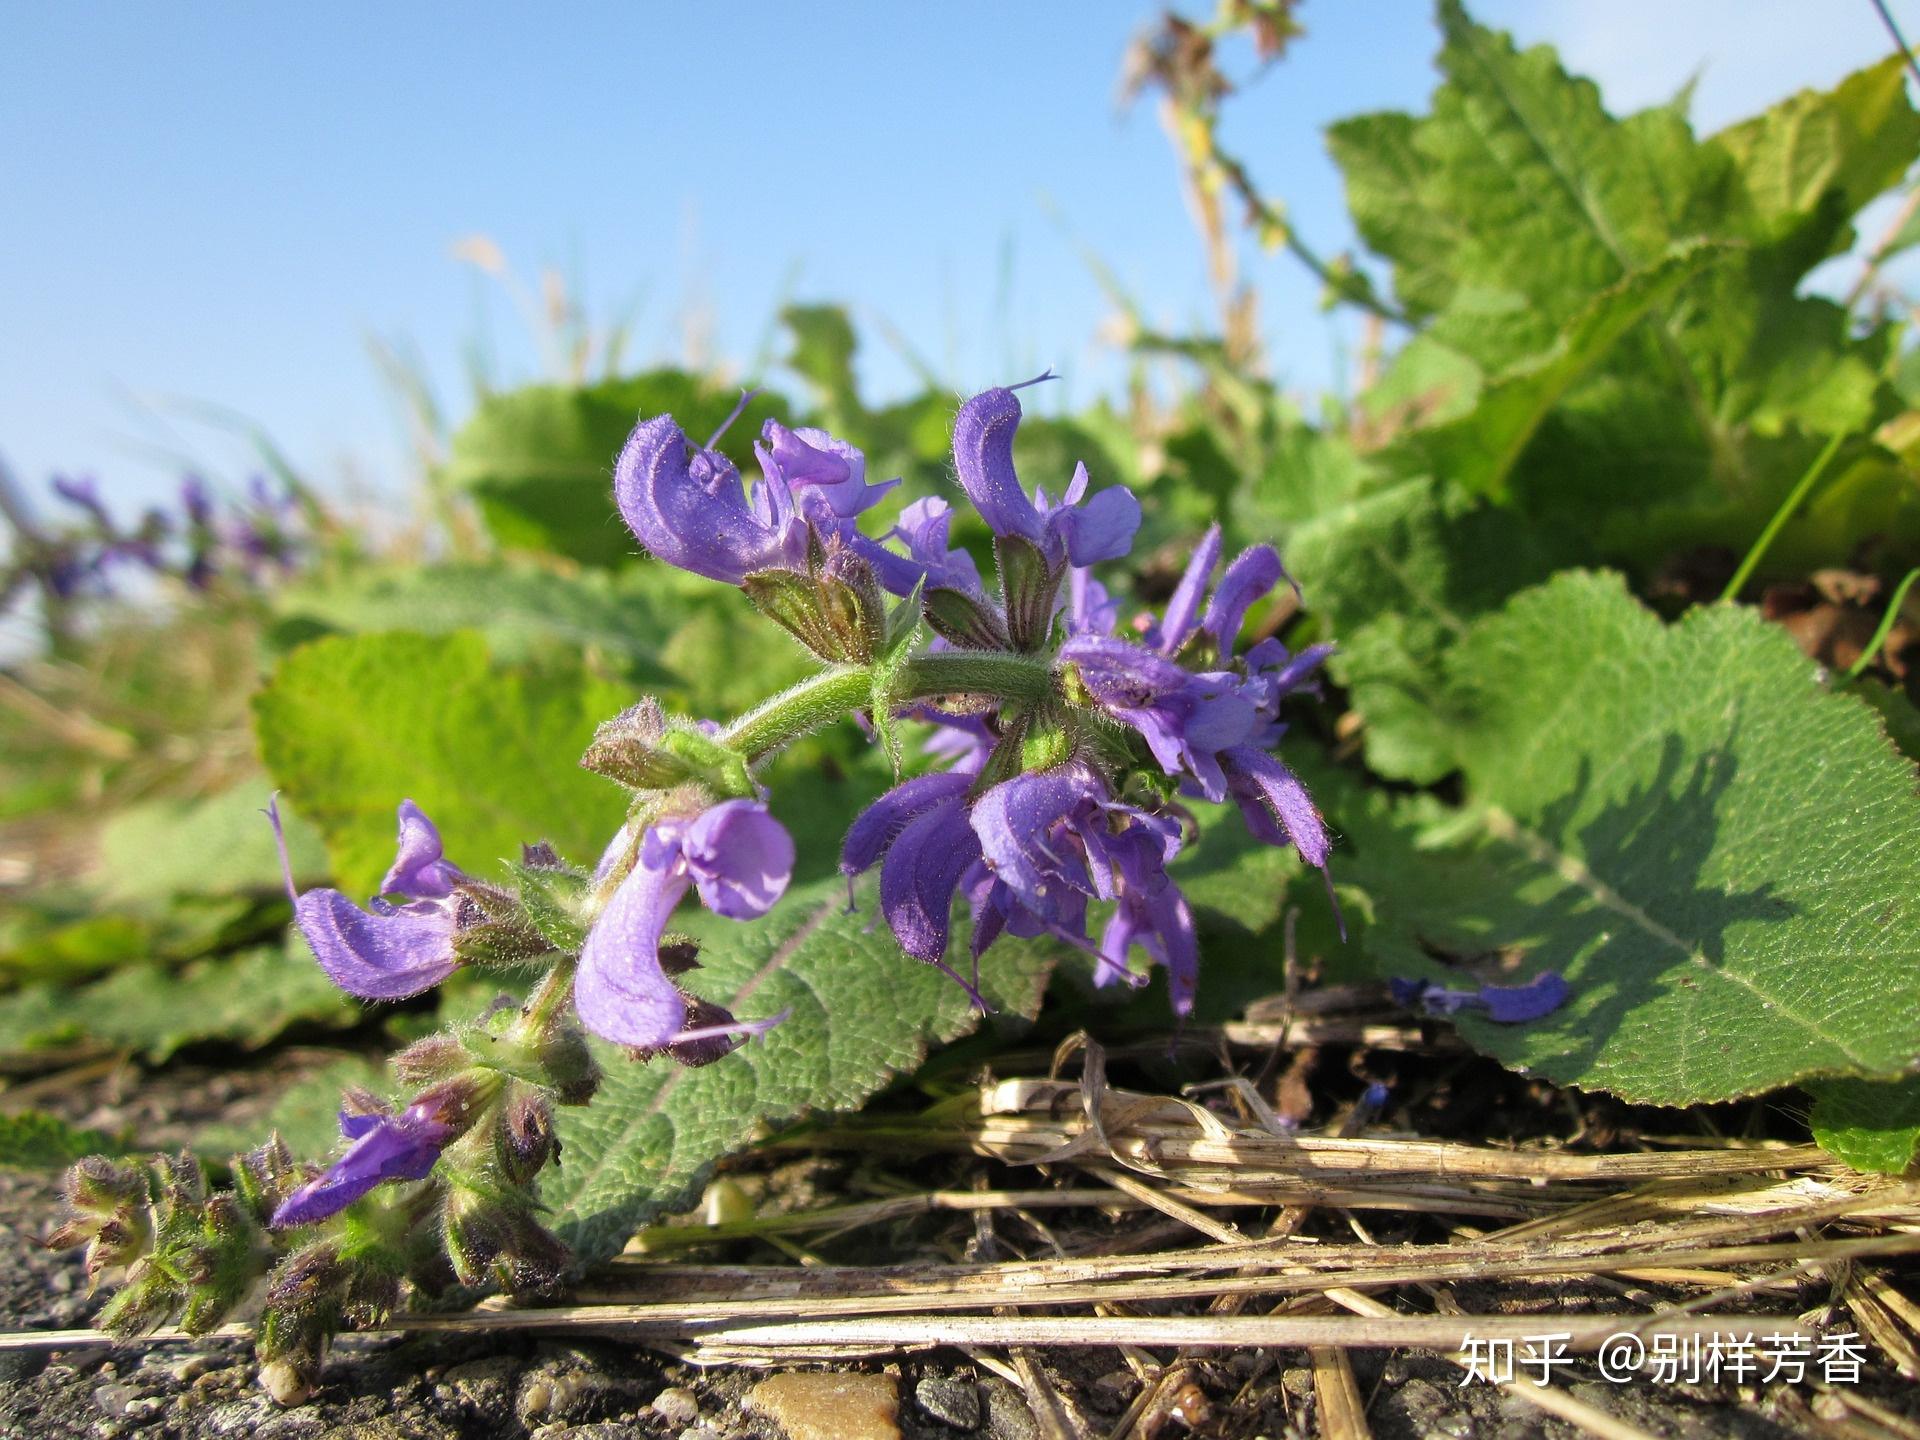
[0,1112,128,1169]
[1400,243,1730,500]
[1713,56,1920,264]
[254,631,632,896]
[1344,572,1920,1104]
[271,563,683,685]
[443,372,790,567]
[0,895,273,986]
[1852,677,1920,763]
[0,943,354,1063]
[1807,1075,1920,1175]
[549,876,1054,1261]
[1283,478,1567,782]
[97,786,328,907]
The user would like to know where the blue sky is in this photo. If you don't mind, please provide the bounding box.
[1,1,1910,517]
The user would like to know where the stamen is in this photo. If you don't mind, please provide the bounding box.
[704,388,760,450]
[262,793,300,909]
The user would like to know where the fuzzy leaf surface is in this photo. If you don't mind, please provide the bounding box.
[254,631,631,896]
[1341,572,1920,1104]
[549,876,1054,1262]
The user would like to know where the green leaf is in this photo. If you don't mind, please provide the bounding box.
[443,372,790,567]
[271,563,683,685]
[548,876,1055,1262]
[782,305,866,432]
[1283,478,1568,782]
[1807,1075,1920,1175]
[1399,243,1731,500]
[97,786,329,907]
[254,630,632,896]
[0,1112,128,1169]
[1713,56,1920,264]
[1340,572,1920,1104]
[0,943,355,1064]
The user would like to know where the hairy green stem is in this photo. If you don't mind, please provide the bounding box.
[1720,432,1847,603]
[720,651,1056,763]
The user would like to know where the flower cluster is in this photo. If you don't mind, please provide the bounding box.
[4,472,305,619]
[53,376,1353,1402]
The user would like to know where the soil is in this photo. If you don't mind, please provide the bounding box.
[1,1054,1916,1439]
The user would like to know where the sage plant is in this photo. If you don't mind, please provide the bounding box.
[52,377,1336,1401]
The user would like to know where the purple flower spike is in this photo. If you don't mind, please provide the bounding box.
[575,801,794,1051]
[615,414,807,584]
[381,799,465,900]
[951,383,1141,567]
[270,1103,455,1229]
[1389,971,1570,1024]
[268,797,462,1001]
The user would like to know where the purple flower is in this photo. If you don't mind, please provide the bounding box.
[952,380,1140,567]
[575,800,795,1051]
[1389,972,1571,1024]
[970,765,1198,1011]
[615,395,895,585]
[269,797,464,1000]
[1061,636,1261,801]
[1149,523,1223,653]
[862,497,985,598]
[755,421,898,525]
[51,474,111,528]
[841,770,987,1006]
[1065,567,1119,638]
[270,1102,456,1229]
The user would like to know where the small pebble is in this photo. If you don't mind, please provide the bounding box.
[915,1374,982,1430]
[652,1386,700,1425]
[93,1381,144,1419]
[747,1371,901,1440]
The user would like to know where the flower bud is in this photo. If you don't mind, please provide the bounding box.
[443,1186,570,1293]
[536,1023,602,1106]
[48,1157,153,1284]
[231,1135,299,1225]
[580,700,697,790]
[496,1091,557,1186]
[391,1031,468,1086]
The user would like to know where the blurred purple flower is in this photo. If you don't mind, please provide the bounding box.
[952,380,1140,568]
[1389,972,1570,1024]
[575,800,795,1051]
[269,797,465,1000]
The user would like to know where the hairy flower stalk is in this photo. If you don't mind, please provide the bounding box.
[55,375,1370,1402]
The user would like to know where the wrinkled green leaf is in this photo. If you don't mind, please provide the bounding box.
[254,630,632,896]
[1284,478,1568,782]
[0,943,355,1063]
[549,876,1054,1261]
[0,1112,129,1169]
[1399,242,1730,500]
[1341,572,1920,1104]
[98,787,328,907]
[1807,1074,1920,1175]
